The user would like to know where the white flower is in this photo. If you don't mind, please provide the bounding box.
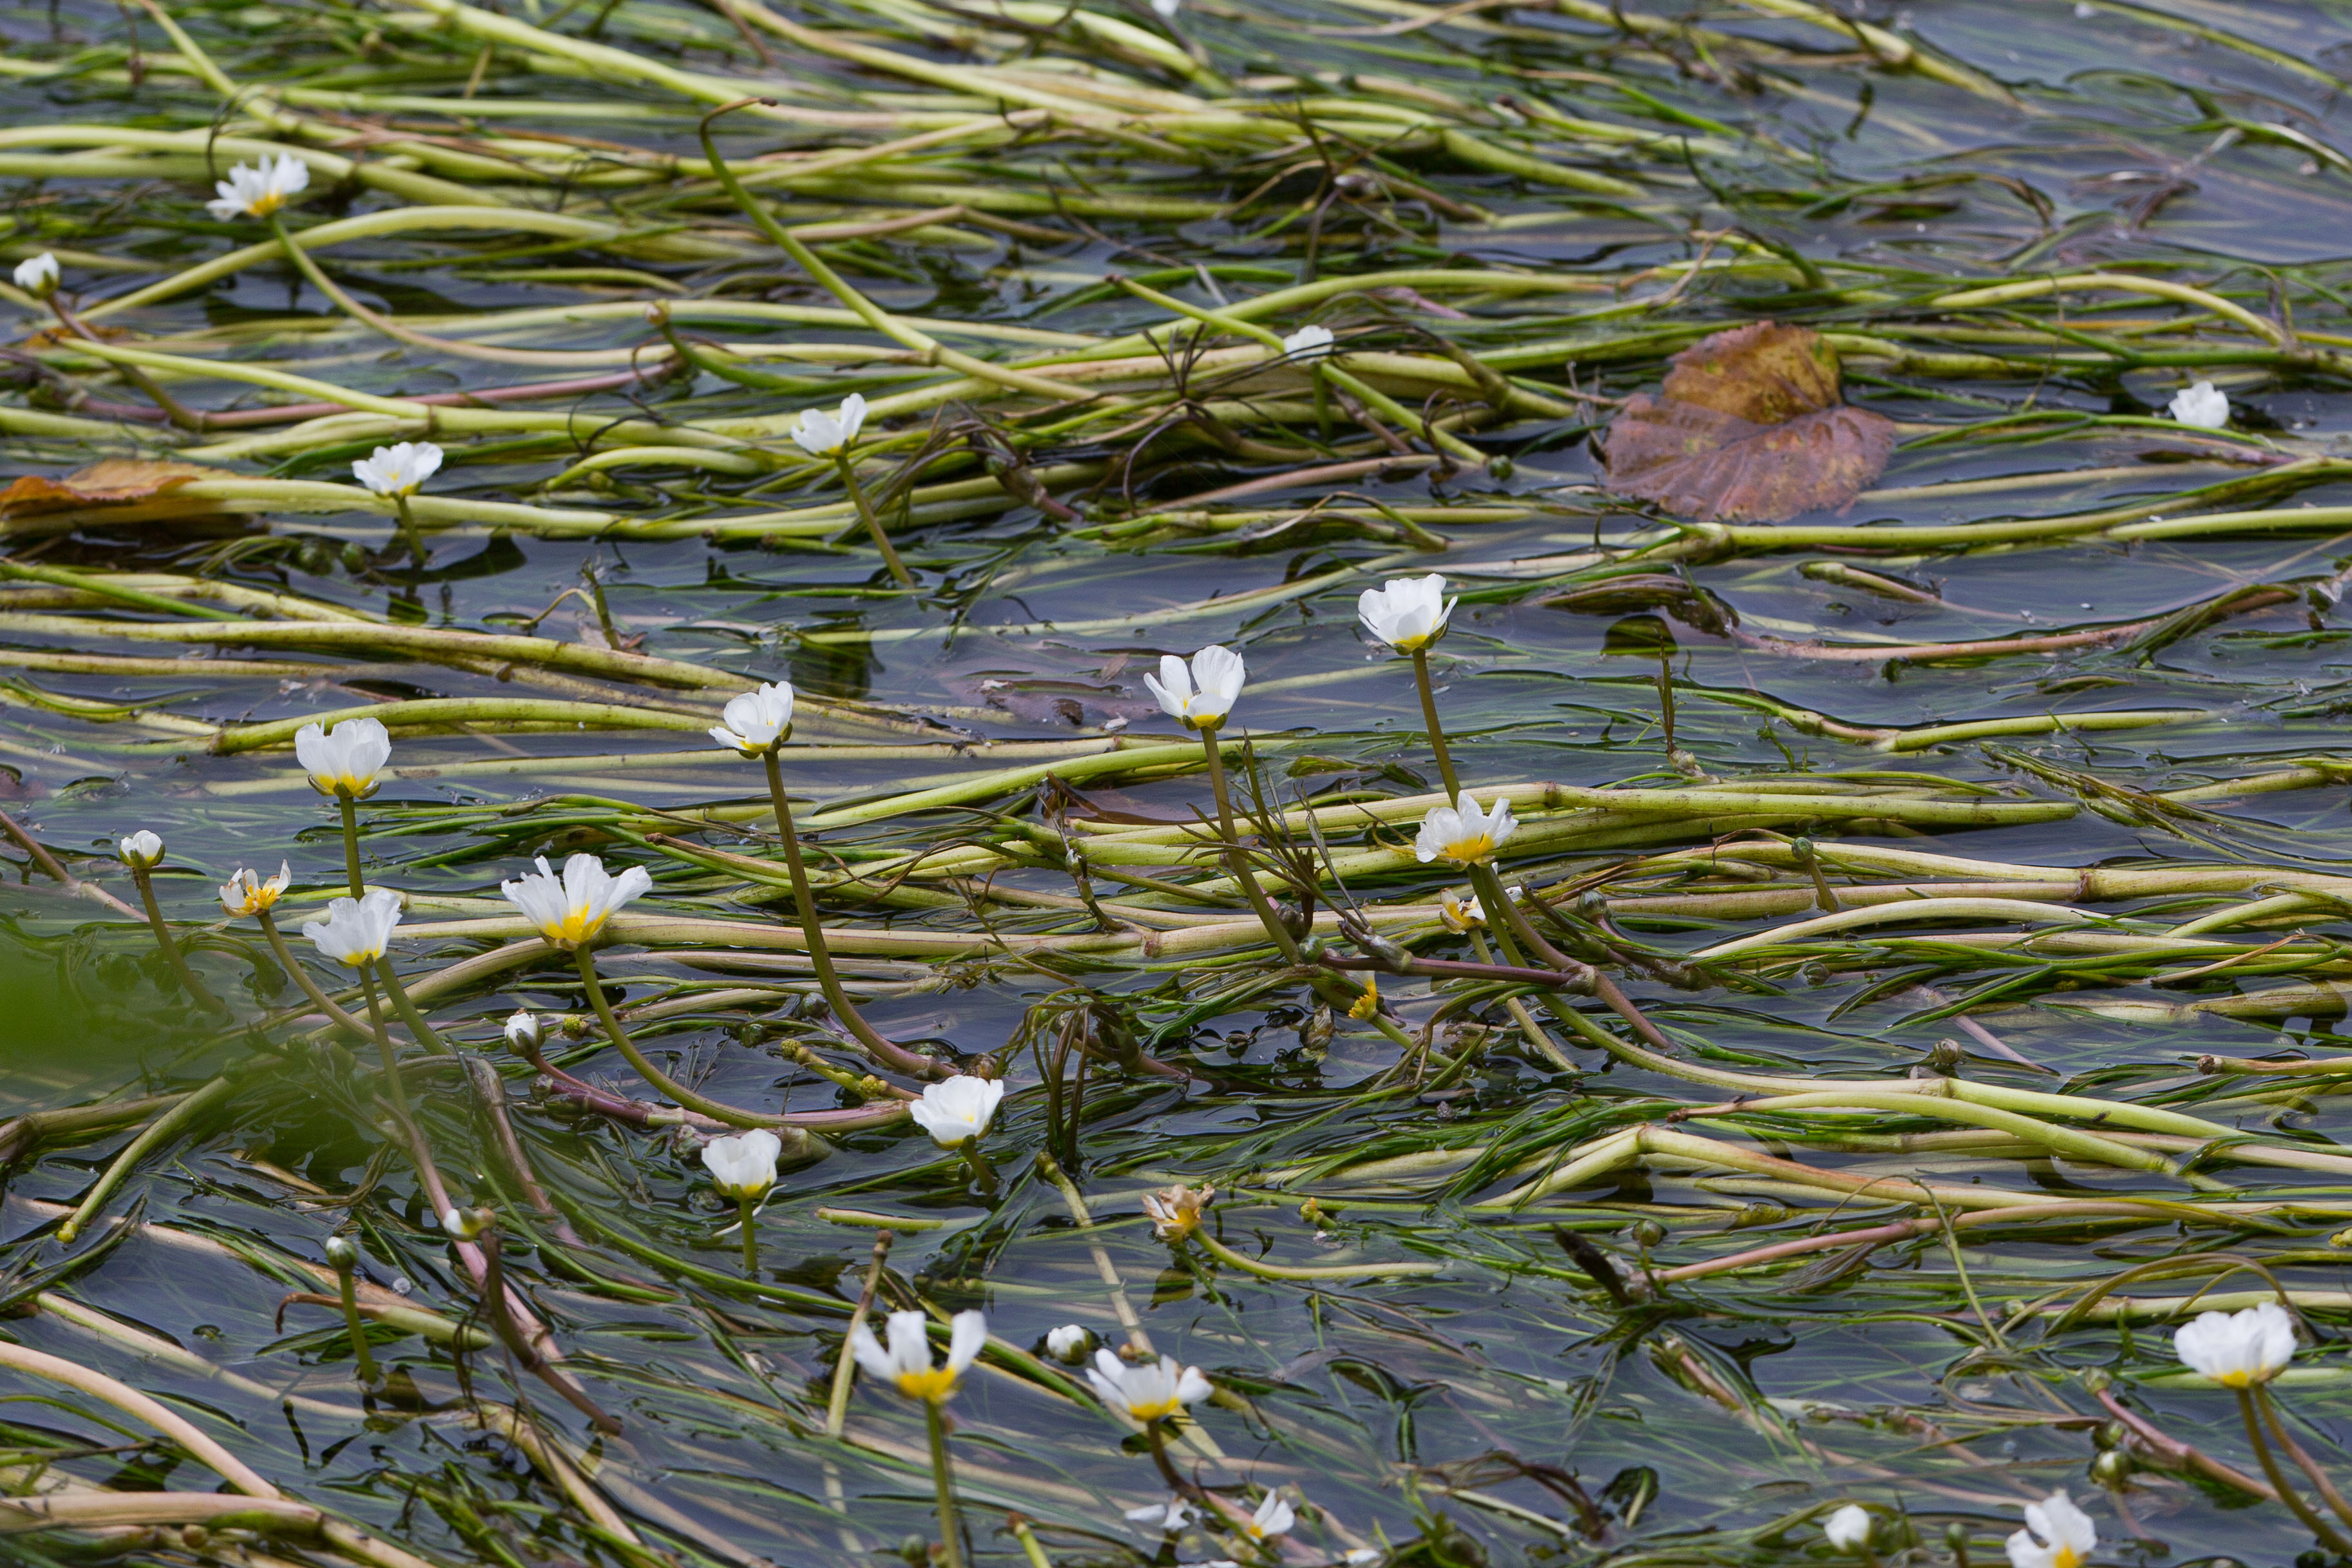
[702,1129,783,1201]
[2173,1299,2295,1388]
[2005,1490,2096,1568]
[1141,644,1245,731]
[440,1206,489,1240]
[295,716,391,799]
[909,1075,1004,1147]
[1346,1553,1384,1567]
[1046,1324,1093,1362]
[849,1307,985,1402]
[1824,1504,1871,1551]
[1415,794,1517,866]
[792,393,867,457]
[13,252,59,298]
[1150,0,1178,15]
[204,153,311,221]
[2168,381,2230,429]
[501,852,653,951]
[219,861,291,917]
[710,680,795,756]
[503,1009,543,1051]
[1243,1491,1295,1541]
[1282,324,1334,359]
[351,441,443,498]
[1439,888,1487,932]
[1141,1182,1213,1241]
[1357,573,1455,653]
[1125,1497,1192,1532]
[118,830,164,870]
[1087,1348,1211,1422]
[300,888,404,968]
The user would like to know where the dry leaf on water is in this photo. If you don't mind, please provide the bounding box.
[1600,321,1894,523]
[0,460,235,521]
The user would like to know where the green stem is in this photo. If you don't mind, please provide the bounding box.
[1009,1516,1053,1568]
[573,944,789,1127]
[1409,645,1460,800]
[761,749,939,1078]
[334,1254,381,1383]
[2239,1387,2352,1553]
[357,970,414,1124]
[336,795,363,895]
[1198,727,1300,963]
[827,1229,892,1438]
[254,909,371,1041]
[2257,1385,2352,1533]
[833,454,914,586]
[924,1397,969,1568]
[53,1076,236,1245]
[128,863,226,1015]
[374,958,453,1056]
[392,494,426,564]
[739,1196,758,1276]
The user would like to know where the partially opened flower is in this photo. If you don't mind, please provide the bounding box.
[1282,324,1334,359]
[300,888,404,968]
[2168,381,2230,430]
[1439,888,1487,932]
[702,1129,784,1202]
[1087,1348,1211,1422]
[501,852,653,950]
[1357,573,1455,653]
[1242,1491,1296,1542]
[1046,1324,1093,1362]
[909,1075,1004,1147]
[1142,644,1245,730]
[849,1307,985,1402]
[1823,1504,1871,1552]
[440,1206,491,1241]
[2173,1299,2295,1387]
[1415,794,1516,866]
[295,716,391,799]
[1140,1182,1212,1241]
[118,830,164,870]
[2005,1491,2096,1568]
[792,393,868,457]
[502,1009,543,1051]
[1125,1497,1192,1532]
[206,153,310,221]
[219,862,292,917]
[13,252,59,298]
[711,681,795,756]
[352,442,443,498]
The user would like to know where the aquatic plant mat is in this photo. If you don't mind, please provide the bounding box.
[26,1,2352,1565]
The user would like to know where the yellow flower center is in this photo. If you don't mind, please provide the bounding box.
[1441,833,1493,865]
[2217,1369,2253,1388]
[1391,630,1432,651]
[1127,1395,1181,1423]
[546,906,606,948]
[895,1368,959,1403]
[2052,1549,2081,1568]
[252,190,289,217]
[1348,976,1380,1019]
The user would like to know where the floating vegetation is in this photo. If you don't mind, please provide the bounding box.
[16,1,2352,1565]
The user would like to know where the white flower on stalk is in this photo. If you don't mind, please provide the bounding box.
[710,680,795,756]
[1125,1497,1192,1532]
[909,1075,1004,1148]
[1415,794,1516,867]
[501,852,653,951]
[2168,381,2230,429]
[792,392,867,457]
[204,153,311,221]
[1087,1348,1211,1423]
[1439,888,1487,932]
[219,861,291,917]
[2005,1491,2096,1568]
[1242,1491,1296,1541]
[12,252,58,298]
[351,441,443,498]
[702,1129,784,1201]
[118,830,164,870]
[300,887,404,968]
[2172,1299,2295,1388]
[1357,573,1455,653]
[1141,644,1245,730]
[1282,324,1335,359]
[295,716,391,799]
[1046,1324,1093,1362]
[1141,1182,1213,1241]
[1823,1504,1871,1552]
[503,1009,543,1051]
[849,1307,985,1402]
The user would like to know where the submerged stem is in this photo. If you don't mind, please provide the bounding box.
[924,1397,969,1568]
[834,454,915,586]
[2238,1386,2352,1553]
[128,863,225,1015]
[738,1196,758,1276]
[336,795,363,896]
[1410,645,1460,800]
[573,944,791,1129]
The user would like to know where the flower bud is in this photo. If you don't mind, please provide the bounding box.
[325,1235,358,1270]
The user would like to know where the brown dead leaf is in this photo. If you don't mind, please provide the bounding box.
[1601,321,1894,523]
[0,460,236,520]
